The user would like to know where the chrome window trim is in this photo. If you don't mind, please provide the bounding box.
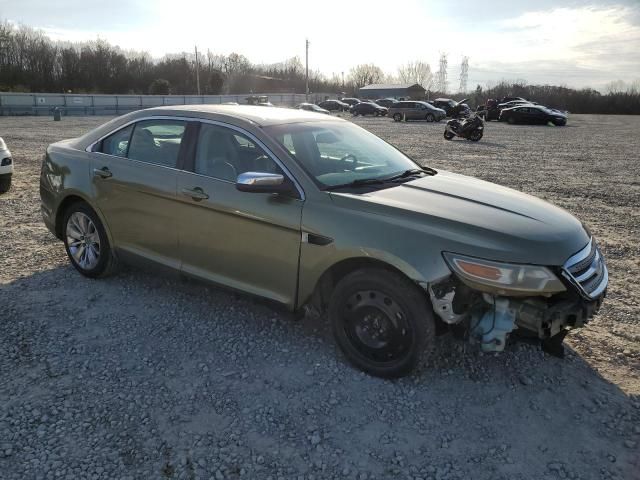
[85,115,305,200]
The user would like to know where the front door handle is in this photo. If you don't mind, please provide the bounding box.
[181,187,209,201]
[93,167,112,179]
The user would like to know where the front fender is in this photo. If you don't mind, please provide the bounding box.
[297,198,452,307]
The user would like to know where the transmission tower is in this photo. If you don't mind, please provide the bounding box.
[459,56,469,93]
[436,53,448,93]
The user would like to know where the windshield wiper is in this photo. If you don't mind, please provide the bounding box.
[383,168,433,181]
[324,177,390,191]
[324,167,437,191]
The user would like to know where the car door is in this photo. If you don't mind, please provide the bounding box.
[90,118,188,268]
[175,121,304,306]
[531,108,547,124]
[402,102,412,119]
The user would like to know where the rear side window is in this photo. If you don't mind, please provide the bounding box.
[127,120,186,168]
[100,125,133,157]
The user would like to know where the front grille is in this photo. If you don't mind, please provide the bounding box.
[562,238,608,299]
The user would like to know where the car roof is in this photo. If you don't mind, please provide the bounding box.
[70,105,346,150]
[142,104,343,127]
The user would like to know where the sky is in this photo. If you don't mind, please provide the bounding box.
[1,0,639,91]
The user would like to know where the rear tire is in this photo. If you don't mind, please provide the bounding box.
[507,116,515,125]
[63,202,118,278]
[0,176,11,194]
[329,268,434,378]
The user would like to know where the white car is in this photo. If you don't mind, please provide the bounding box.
[0,137,13,193]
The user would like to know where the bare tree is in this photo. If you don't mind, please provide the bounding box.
[349,63,384,89]
[397,61,433,91]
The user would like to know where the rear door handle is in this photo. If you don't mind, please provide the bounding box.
[93,167,112,179]
[181,187,209,201]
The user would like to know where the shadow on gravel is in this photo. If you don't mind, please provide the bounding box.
[1,264,638,479]
[444,140,507,148]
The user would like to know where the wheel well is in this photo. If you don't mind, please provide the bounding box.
[307,257,424,313]
[54,195,85,239]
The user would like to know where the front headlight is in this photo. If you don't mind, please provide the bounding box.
[443,252,566,296]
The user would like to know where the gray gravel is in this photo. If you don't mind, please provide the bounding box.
[0,114,639,479]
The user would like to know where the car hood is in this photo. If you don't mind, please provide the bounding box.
[329,170,588,266]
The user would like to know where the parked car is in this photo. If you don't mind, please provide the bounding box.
[501,96,527,103]
[499,105,567,126]
[295,103,331,114]
[40,105,606,377]
[375,98,398,108]
[351,102,388,116]
[0,137,13,193]
[497,100,530,110]
[388,101,446,122]
[318,99,350,112]
[340,97,361,107]
[430,98,458,116]
[245,95,274,107]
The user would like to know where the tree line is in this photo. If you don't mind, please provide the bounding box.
[0,21,638,114]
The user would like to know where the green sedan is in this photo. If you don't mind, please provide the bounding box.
[40,105,607,377]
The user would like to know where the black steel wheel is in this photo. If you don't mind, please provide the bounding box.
[329,268,434,378]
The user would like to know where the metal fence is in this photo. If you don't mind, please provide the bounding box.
[0,92,339,116]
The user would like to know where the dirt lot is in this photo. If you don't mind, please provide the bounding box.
[0,113,639,480]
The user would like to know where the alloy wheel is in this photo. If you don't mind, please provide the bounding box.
[66,211,101,270]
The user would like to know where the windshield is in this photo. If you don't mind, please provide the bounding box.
[265,121,422,188]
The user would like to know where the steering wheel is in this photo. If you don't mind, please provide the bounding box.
[339,153,358,171]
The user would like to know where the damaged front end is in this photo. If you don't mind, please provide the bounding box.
[426,239,608,355]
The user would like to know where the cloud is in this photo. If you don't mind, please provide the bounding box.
[1,0,638,89]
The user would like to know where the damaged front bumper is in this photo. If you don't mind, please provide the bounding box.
[427,238,608,353]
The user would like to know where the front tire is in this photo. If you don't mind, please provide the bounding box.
[507,116,515,125]
[426,113,435,122]
[444,131,454,140]
[63,202,118,278]
[329,268,435,378]
[393,113,402,122]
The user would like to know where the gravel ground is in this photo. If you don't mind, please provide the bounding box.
[0,113,639,480]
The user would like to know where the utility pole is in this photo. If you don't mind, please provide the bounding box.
[194,45,201,95]
[305,39,309,102]
[341,71,344,90]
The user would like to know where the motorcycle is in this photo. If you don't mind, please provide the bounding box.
[444,102,484,141]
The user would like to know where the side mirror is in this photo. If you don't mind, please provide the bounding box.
[236,172,294,195]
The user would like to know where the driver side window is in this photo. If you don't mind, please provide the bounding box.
[194,123,282,181]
